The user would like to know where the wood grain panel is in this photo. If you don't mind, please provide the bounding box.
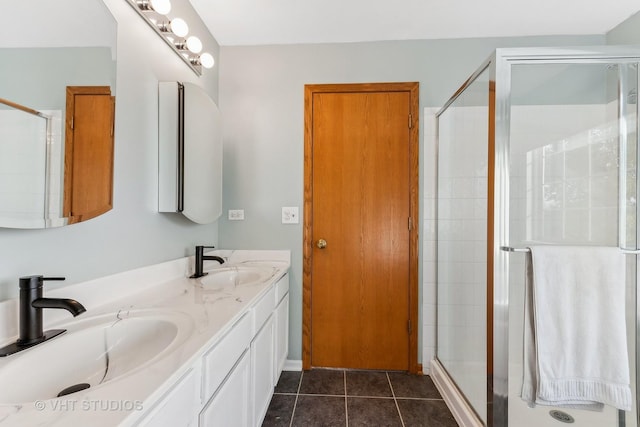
[303,82,419,372]
[64,86,114,223]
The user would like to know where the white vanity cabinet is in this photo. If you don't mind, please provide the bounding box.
[133,272,290,427]
[202,313,252,399]
[199,312,253,426]
[250,273,290,426]
[200,272,289,427]
[274,276,289,383]
[200,349,251,426]
[251,315,275,426]
[241,289,290,424]
[0,253,292,427]
[138,366,202,427]
[249,283,276,426]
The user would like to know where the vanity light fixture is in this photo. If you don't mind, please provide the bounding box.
[189,54,215,69]
[125,0,215,75]
[136,0,171,14]
[156,17,189,38]
[199,53,215,69]
[186,36,203,53]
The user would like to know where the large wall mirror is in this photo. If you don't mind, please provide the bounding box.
[0,0,117,228]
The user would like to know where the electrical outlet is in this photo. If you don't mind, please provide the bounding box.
[282,207,299,224]
[228,209,244,220]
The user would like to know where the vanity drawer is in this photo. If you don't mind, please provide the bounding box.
[274,273,289,304]
[252,286,275,335]
[202,312,252,399]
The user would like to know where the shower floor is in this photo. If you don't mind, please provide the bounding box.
[508,363,623,427]
[262,368,458,426]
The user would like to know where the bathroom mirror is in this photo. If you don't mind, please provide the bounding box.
[0,0,117,228]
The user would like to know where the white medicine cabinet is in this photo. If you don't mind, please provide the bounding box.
[158,82,223,224]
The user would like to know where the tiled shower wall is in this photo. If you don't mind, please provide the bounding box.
[509,103,617,247]
[423,105,489,374]
[0,109,62,227]
[429,102,489,422]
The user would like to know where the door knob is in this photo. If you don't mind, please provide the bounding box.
[316,239,327,249]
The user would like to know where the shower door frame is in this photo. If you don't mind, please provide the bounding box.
[435,45,640,427]
[490,46,640,427]
[435,56,493,425]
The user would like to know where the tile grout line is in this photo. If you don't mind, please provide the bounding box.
[344,370,349,427]
[387,372,406,427]
[298,393,396,399]
[275,391,441,401]
[394,396,445,401]
[288,371,304,427]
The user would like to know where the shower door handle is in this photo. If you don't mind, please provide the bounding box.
[617,63,640,253]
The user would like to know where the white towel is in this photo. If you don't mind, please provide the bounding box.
[521,245,632,411]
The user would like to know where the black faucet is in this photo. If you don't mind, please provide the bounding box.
[0,276,86,357]
[190,245,225,278]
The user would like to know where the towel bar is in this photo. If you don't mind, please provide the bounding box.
[620,248,640,254]
[501,245,640,254]
[500,246,530,253]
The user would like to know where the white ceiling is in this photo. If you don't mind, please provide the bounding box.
[189,0,640,46]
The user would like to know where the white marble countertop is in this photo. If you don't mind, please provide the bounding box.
[0,250,290,426]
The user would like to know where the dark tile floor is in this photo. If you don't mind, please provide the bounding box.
[262,369,459,427]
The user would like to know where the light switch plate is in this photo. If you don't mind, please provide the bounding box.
[281,207,299,224]
[228,209,244,220]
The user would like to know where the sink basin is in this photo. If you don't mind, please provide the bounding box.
[199,266,276,290]
[0,310,193,404]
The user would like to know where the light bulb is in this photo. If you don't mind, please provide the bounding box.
[186,36,202,53]
[170,18,189,37]
[150,0,171,14]
[200,53,214,69]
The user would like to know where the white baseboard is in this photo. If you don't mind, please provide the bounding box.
[283,359,302,371]
[430,359,483,427]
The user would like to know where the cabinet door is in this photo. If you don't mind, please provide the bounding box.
[274,293,289,383]
[251,314,275,426]
[138,367,200,427]
[200,350,251,427]
[202,313,252,399]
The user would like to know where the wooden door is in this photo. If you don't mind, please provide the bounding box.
[64,86,115,223]
[303,83,419,372]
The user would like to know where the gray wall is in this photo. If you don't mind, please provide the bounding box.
[1,47,115,110]
[607,11,640,44]
[0,0,220,300]
[217,34,605,361]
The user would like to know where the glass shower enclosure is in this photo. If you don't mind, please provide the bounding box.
[435,46,640,426]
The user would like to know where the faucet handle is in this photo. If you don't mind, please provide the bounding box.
[19,276,65,290]
[195,245,216,255]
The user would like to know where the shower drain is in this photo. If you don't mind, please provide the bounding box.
[549,410,575,423]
